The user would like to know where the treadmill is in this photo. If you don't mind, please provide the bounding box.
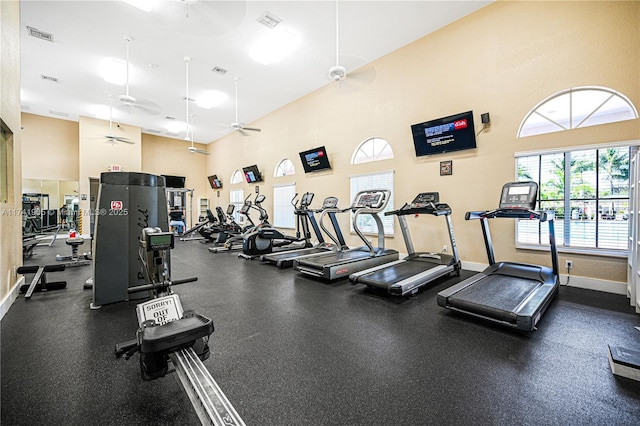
[437,181,559,331]
[294,189,399,280]
[259,196,348,268]
[349,192,461,296]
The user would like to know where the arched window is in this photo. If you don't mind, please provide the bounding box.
[351,137,394,164]
[274,159,295,177]
[230,170,243,184]
[518,86,638,138]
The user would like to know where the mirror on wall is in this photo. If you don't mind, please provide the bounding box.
[22,179,79,233]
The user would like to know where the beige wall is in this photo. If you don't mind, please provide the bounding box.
[0,0,22,307]
[207,1,640,286]
[20,114,209,230]
[21,113,78,180]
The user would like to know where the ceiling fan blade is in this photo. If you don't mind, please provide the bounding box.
[241,126,261,132]
[238,129,250,137]
[188,146,210,155]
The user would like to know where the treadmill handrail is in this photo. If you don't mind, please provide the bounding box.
[318,207,349,250]
[351,189,391,255]
[466,208,548,222]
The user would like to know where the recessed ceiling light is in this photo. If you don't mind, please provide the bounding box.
[196,90,227,109]
[101,58,127,85]
[250,27,301,66]
[166,121,185,134]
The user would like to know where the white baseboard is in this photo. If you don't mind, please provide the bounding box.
[0,276,23,321]
[460,260,626,295]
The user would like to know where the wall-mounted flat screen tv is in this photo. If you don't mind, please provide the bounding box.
[242,165,263,183]
[411,110,476,157]
[299,146,331,173]
[162,175,186,188]
[207,175,222,189]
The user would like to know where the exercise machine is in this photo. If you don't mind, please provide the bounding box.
[239,192,314,259]
[91,172,169,308]
[200,205,242,244]
[208,194,266,254]
[350,192,461,296]
[437,181,559,331]
[294,189,399,280]
[260,196,348,268]
[115,227,245,425]
[55,232,91,267]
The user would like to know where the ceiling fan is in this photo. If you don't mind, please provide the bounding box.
[231,77,261,136]
[117,36,160,115]
[104,96,133,145]
[184,56,209,155]
[328,0,347,83]
[327,0,376,91]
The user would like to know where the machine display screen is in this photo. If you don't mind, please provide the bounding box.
[148,232,174,250]
[499,182,538,210]
[410,192,439,208]
[355,193,382,208]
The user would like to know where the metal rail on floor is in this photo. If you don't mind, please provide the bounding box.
[170,347,245,426]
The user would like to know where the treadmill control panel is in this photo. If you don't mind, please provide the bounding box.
[352,190,386,210]
[410,192,439,208]
[499,181,538,210]
[322,196,339,209]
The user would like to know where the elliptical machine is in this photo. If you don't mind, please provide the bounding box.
[240,192,314,259]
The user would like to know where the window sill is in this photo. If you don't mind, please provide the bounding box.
[516,243,628,259]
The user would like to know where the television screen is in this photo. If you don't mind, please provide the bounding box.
[162,175,186,188]
[299,146,332,173]
[207,175,222,189]
[242,165,263,183]
[411,110,476,157]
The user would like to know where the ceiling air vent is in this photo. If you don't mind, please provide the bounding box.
[258,12,281,29]
[27,26,54,42]
[143,129,162,134]
[165,116,176,120]
[41,75,59,83]
[210,66,227,76]
[49,110,69,117]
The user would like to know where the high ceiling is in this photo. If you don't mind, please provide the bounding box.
[20,0,491,144]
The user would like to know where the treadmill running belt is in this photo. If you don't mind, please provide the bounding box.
[448,275,542,322]
[358,261,436,287]
[296,249,372,268]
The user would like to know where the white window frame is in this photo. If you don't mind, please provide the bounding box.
[515,141,638,257]
[230,170,243,185]
[229,188,245,224]
[273,182,296,229]
[518,86,638,138]
[274,159,295,177]
[351,137,394,164]
[349,170,394,236]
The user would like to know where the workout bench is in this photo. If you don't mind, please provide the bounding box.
[56,236,91,267]
[17,264,67,300]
